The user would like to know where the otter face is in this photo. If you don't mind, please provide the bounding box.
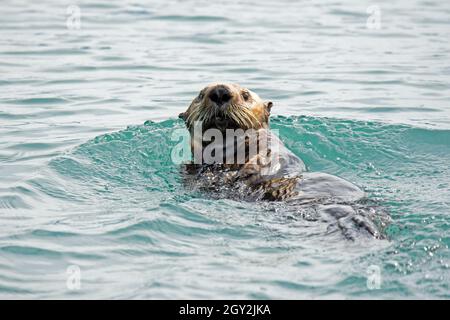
[179,83,273,131]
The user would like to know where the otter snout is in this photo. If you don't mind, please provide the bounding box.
[208,86,232,107]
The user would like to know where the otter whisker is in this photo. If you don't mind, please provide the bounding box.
[229,103,261,130]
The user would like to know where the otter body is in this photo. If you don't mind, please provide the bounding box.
[179,83,388,239]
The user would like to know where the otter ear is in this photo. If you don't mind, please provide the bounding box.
[265,101,273,114]
[178,112,187,121]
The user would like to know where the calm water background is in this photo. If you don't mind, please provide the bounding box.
[1,0,449,298]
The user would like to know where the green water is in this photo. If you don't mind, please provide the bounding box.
[3,116,448,298]
[1,0,450,299]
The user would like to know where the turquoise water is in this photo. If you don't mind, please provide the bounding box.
[1,0,450,299]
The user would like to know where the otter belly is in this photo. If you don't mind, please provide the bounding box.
[283,172,389,240]
[293,172,365,203]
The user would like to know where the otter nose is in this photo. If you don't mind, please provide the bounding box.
[209,87,231,106]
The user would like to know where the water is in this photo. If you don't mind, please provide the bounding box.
[1,0,449,299]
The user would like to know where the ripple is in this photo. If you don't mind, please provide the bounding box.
[1,245,63,257]
[3,97,69,105]
[1,0,450,299]
[152,15,231,22]
[0,195,31,209]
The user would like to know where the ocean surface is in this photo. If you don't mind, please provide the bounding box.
[1,0,449,299]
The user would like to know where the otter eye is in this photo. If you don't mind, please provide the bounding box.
[198,91,205,100]
[242,91,250,101]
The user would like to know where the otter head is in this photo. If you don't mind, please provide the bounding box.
[179,83,273,132]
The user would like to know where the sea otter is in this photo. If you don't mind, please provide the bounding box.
[179,83,389,239]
